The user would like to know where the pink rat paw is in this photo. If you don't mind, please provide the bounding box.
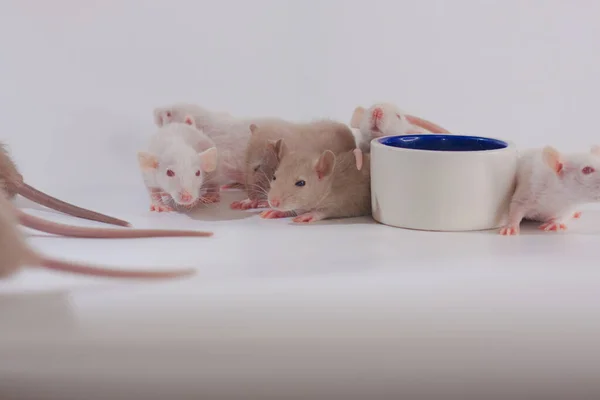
[150,204,174,213]
[292,212,326,224]
[259,210,293,219]
[499,225,520,236]
[539,220,567,232]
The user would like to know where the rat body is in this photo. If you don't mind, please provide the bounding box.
[0,192,195,280]
[499,146,600,236]
[137,117,220,212]
[262,143,371,223]
[350,102,450,152]
[230,119,357,211]
[153,103,286,188]
[0,142,130,227]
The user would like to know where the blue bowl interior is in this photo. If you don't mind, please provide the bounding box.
[379,135,508,152]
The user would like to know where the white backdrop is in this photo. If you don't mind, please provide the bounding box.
[1,0,599,188]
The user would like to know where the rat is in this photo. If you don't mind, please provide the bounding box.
[0,142,130,227]
[153,102,288,189]
[350,102,450,152]
[230,119,357,211]
[498,145,599,236]
[0,192,195,280]
[137,116,221,212]
[260,141,371,223]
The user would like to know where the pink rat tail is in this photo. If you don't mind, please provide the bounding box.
[17,183,131,227]
[38,257,196,279]
[17,210,213,239]
[404,115,450,134]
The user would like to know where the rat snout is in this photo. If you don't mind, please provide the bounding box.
[269,197,281,208]
[178,190,194,204]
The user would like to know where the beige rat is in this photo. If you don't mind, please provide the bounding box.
[261,142,371,223]
[0,192,195,279]
[1,142,130,227]
[230,120,357,211]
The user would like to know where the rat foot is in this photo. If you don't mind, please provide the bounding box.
[230,198,269,210]
[499,225,520,236]
[259,210,294,219]
[150,204,174,212]
[573,211,582,219]
[201,192,221,204]
[539,220,567,232]
[221,183,245,190]
[292,211,326,224]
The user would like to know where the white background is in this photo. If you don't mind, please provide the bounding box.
[2,1,600,398]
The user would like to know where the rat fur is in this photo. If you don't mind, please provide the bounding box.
[499,145,600,235]
[138,117,220,212]
[230,119,357,211]
[261,143,371,223]
[350,102,450,152]
[0,142,130,227]
[153,103,287,188]
[0,192,195,280]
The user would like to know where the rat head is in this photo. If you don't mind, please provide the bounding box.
[138,118,218,206]
[351,103,412,138]
[267,140,336,212]
[153,105,200,127]
[543,145,600,201]
[244,124,281,201]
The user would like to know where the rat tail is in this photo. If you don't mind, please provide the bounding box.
[37,256,196,279]
[404,115,450,134]
[17,183,131,227]
[17,210,213,239]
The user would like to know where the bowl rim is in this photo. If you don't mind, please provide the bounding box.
[372,134,516,154]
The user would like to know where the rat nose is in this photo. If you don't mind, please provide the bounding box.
[179,190,193,203]
[270,198,280,208]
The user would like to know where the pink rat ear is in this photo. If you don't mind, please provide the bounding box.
[137,151,159,170]
[350,106,365,128]
[199,147,218,172]
[542,146,563,174]
[183,115,196,127]
[590,145,600,157]
[268,138,288,160]
[315,150,336,180]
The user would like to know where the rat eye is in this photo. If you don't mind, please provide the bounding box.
[195,170,201,177]
[295,180,306,187]
[582,166,596,175]
[272,175,276,181]
[166,169,175,177]
[253,165,260,172]
[166,111,171,118]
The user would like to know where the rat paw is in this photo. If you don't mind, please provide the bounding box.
[260,210,291,219]
[201,192,221,204]
[230,198,258,210]
[292,212,325,224]
[539,221,567,232]
[499,225,519,236]
[150,204,173,213]
[573,211,582,219]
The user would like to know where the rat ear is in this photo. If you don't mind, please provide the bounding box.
[183,115,196,128]
[591,145,600,157]
[353,148,363,171]
[315,150,336,179]
[542,146,563,174]
[268,138,288,160]
[249,124,258,134]
[137,151,159,170]
[350,106,365,128]
[199,147,218,172]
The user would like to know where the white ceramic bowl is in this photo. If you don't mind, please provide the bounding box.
[370,134,518,231]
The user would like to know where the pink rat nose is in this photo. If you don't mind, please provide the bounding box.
[179,191,193,203]
[270,198,280,208]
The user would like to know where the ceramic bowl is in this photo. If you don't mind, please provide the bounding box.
[370,134,518,231]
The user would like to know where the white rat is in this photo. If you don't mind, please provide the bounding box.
[137,116,219,212]
[350,102,451,152]
[153,103,287,189]
[498,145,600,235]
[261,140,371,223]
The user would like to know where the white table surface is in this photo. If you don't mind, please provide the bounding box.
[1,187,600,399]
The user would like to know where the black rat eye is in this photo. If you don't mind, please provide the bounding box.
[295,180,306,187]
[253,165,260,172]
[272,175,276,181]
